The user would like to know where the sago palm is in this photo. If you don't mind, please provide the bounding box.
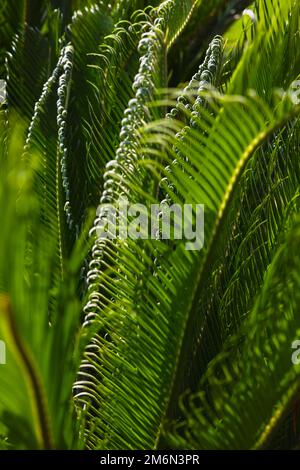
[0,0,300,450]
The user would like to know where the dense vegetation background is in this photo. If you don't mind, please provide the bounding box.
[0,0,300,450]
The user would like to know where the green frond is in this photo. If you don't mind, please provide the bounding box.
[73,0,300,449]
[0,128,91,448]
[1,0,300,452]
[6,27,51,123]
[83,91,299,449]
[166,213,300,449]
[0,0,26,75]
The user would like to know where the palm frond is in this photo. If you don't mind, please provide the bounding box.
[74,0,300,448]
[0,127,91,449]
[1,0,299,452]
[166,212,300,449]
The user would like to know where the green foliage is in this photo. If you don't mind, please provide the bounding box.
[0,124,92,449]
[0,0,300,450]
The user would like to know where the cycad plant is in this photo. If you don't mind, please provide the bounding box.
[0,0,300,450]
